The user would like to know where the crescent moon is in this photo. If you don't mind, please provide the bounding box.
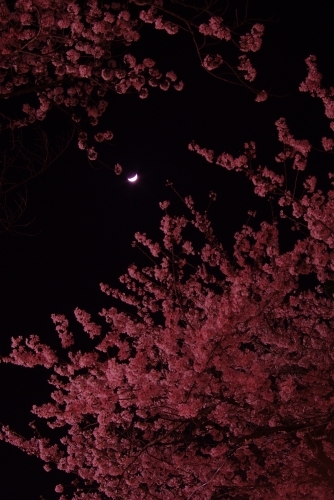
[127,174,138,182]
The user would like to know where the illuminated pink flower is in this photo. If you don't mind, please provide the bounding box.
[239,23,264,52]
[114,163,122,175]
[174,81,184,91]
[237,55,257,82]
[202,54,223,71]
[255,90,268,102]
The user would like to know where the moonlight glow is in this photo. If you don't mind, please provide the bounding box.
[127,174,138,182]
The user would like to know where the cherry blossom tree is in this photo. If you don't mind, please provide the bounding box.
[0,0,266,160]
[1,56,334,499]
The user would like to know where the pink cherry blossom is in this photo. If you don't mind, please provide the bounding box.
[254,90,268,102]
[114,163,122,175]
[199,16,231,41]
[237,55,257,82]
[202,54,223,71]
[239,23,265,52]
[173,80,184,91]
[322,137,334,151]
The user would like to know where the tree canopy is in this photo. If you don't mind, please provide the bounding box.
[1,1,334,499]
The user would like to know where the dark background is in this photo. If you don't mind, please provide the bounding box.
[1,1,334,498]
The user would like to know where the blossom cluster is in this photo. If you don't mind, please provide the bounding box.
[139,3,179,35]
[199,16,232,41]
[0,0,184,159]
[237,55,257,82]
[275,117,311,171]
[202,54,223,71]
[197,16,264,86]
[239,23,265,53]
[0,0,268,164]
[299,55,334,150]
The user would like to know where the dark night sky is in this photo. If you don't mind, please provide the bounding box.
[1,1,334,498]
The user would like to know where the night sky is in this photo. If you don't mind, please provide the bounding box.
[1,1,334,498]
